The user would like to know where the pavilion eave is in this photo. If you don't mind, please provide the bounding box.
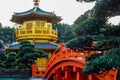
[11,13,62,24]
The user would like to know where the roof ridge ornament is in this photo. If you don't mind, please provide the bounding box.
[33,0,40,7]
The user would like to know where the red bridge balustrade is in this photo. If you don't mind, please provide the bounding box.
[32,58,46,77]
[44,42,95,80]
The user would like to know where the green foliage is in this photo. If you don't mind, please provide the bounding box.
[33,49,48,58]
[94,36,120,50]
[74,17,106,35]
[0,26,15,44]
[101,24,120,36]
[74,10,91,25]
[0,23,2,29]
[18,40,48,68]
[0,51,6,68]
[66,36,93,50]
[53,23,76,42]
[0,40,48,69]
[4,52,17,68]
[85,52,103,61]
[84,48,120,74]
[77,0,120,18]
[92,0,120,18]
[0,51,6,63]
[19,40,34,57]
[0,41,3,49]
[66,0,120,77]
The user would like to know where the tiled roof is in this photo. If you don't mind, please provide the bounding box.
[11,7,62,24]
[8,42,58,50]
[15,7,53,16]
[34,42,58,49]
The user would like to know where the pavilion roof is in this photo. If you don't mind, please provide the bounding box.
[8,42,58,50]
[11,7,62,24]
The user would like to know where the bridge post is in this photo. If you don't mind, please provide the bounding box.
[75,67,83,80]
[63,66,72,80]
[88,75,93,80]
[54,69,63,80]
[76,71,80,80]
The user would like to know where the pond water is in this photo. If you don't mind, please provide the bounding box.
[0,78,29,80]
[0,78,46,80]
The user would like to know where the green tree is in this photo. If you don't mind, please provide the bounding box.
[53,23,76,42]
[18,40,48,69]
[66,0,120,79]
[0,26,15,44]
[0,51,6,68]
[4,52,17,68]
[0,23,2,29]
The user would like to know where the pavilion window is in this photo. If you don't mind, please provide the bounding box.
[26,23,33,30]
[40,21,45,27]
[36,21,41,27]
[26,23,33,34]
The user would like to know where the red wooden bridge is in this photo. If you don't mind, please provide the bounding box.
[32,42,118,80]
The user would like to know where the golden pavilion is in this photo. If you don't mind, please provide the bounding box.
[7,0,62,57]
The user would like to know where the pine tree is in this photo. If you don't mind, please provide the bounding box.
[67,0,120,79]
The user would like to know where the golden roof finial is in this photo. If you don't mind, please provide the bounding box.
[33,0,40,7]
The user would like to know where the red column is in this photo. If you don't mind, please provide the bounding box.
[64,66,72,80]
[88,75,93,80]
[74,67,87,80]
[54,69,63,80]
[32,64,36,77]
[76,72,80,80]
[76,68,83,80]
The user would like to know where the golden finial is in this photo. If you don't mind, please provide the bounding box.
[33,0,40,7]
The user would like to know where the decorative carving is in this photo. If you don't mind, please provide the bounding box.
[33,0,40,7]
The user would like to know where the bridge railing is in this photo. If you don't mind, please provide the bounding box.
[32,42,94,78]
[46,43,89,69]
[46,42,95,70]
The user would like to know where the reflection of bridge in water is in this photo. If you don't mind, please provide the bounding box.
[32,42,118,80]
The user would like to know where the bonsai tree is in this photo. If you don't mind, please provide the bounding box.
[4,52,17,68]
[18,40,48,69]
[0,51,6,68]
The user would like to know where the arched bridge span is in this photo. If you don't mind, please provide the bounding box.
[32,42,118,80]
[44,43,95,80]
